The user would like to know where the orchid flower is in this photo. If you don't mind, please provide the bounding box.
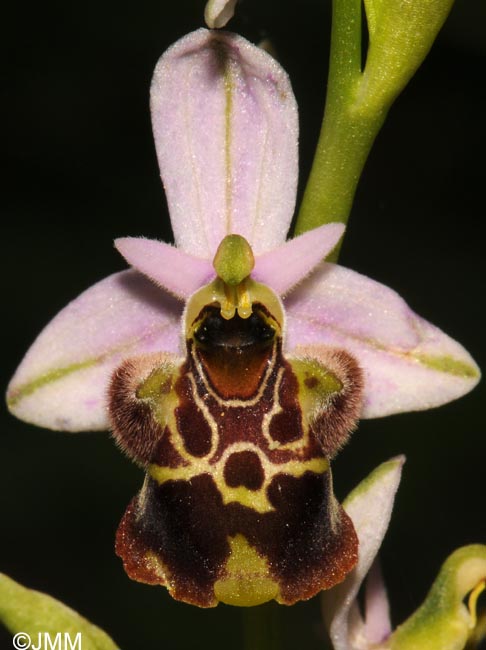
[322,460,486,650]
[6,27,479,433]
[5,18,480,613]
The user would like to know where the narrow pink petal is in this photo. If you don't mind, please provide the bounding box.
[253,223,345,295]
[363,559,392,643]
[322,457,404,650]
[151,29,298,258]
[285,263,480,417]
[115,237,214,298]
[7,271,182,431]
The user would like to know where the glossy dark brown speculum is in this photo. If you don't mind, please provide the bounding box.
[109,279,363,607]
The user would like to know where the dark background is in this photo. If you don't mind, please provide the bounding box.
[2,1,485,648]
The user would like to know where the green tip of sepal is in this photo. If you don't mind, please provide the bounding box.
[0,573,119,650]
[343,455,406,507]
[388,545,486,650]
[213,235,255,286]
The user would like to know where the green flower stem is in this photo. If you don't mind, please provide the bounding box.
[295,0,370,246]
[242,602,281,650]
[294,0,454,261]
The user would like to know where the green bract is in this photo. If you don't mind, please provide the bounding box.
[0,574,119,650]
